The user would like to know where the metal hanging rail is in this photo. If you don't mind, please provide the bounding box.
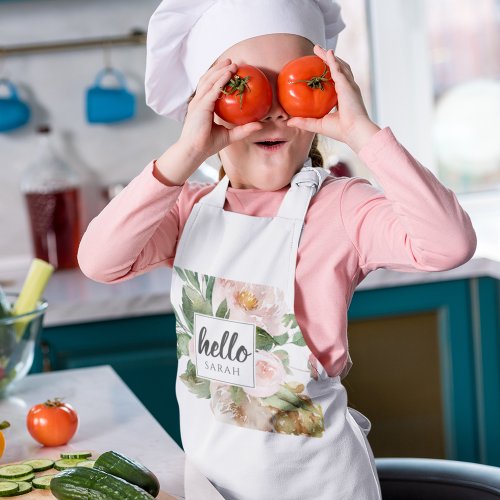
[0,29,146,56]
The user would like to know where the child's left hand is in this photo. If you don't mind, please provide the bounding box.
[287,45,380,154]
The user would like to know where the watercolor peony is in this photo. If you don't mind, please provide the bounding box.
[211,278,288,338]
[244,350,287,398]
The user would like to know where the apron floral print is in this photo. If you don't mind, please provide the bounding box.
[173,268,325,437]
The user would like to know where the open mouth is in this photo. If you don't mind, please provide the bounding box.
[254,140,287,151]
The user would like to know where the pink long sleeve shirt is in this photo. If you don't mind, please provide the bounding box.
[78,127,477,378]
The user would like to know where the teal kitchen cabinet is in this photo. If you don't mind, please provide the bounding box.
[30,314,183,448]
[344,276,500,467]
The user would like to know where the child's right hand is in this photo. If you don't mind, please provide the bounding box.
[179,58,264,160]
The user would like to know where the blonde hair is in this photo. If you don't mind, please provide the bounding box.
[186,90,324,182]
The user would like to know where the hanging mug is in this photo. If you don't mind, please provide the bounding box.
[0,79,31,132]
[86,68,135,124]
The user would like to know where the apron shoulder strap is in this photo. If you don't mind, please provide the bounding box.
[277,164,330,222]
[197,175,230,208]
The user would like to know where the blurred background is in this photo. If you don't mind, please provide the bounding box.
[1,0,499,467]
[0,0,499,263]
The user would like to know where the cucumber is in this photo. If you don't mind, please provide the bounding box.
[0,466,33,479]
[54,459,84,471]
[22,459,54,472]
[75,460,95,468]
[60,451,92,460]
[7,473,33,483]
[32,474,56,489]
[50,467,155,499]
[6,482,32,496]
[94,451,160,497]
[0,483,18,497]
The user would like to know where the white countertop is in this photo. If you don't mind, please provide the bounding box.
[0,365,223,500]
[1,257,499,327]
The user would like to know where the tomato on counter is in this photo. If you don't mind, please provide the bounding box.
[0,420,10,458]
[277,54,337,118]
[27,398,78,447]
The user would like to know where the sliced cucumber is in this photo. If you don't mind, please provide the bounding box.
[60,451,92,460]
[0,482,18,496]
[22,459,54,472]
[76,460,96,468]
[7,473,33,483]
[0,466,33,480]
[32,474,55,490]
[54,459,83,471]
[7,481,32,496]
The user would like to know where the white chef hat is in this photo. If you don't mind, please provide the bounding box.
[145,0,345,122]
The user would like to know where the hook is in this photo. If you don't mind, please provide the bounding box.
[102,42,113,71]
[0,49,6,78]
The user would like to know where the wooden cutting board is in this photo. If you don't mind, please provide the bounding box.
[2,455,177,499]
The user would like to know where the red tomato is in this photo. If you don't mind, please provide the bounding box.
[214,65,272,125]
[26,398,78,447]
[277,55,337,118]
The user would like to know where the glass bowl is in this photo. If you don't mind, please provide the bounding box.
[0,292,48,397]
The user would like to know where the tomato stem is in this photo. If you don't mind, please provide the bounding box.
[219,75,251,110]
[44,397,65,407]
[0,421,10,430]
[289,64,332,91]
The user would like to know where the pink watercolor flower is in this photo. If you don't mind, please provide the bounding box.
[211,278,288,337]
[244,350,286,398]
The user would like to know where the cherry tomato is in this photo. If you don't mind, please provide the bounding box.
[26,398,78,447]
[277,55,337,118]
[0,421,10,458]
[214,65,272,125]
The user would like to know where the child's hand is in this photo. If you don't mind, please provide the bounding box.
[178,58,264,160]
[287,46,380,154]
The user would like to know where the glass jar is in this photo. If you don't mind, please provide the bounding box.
[20,125,82,270]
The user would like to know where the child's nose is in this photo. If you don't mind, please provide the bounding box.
[261,83,289,122]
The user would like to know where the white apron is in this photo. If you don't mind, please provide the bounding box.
[170,161,382,500]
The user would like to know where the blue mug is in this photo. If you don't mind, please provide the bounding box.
[86,68,135,124]
[0,79,31,132]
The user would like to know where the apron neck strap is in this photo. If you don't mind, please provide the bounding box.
[198,159,329,221]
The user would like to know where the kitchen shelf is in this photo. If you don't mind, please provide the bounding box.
[0,29,146,56]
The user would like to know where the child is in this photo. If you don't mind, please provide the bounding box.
[78,1,477,498]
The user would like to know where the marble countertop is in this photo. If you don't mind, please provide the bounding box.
[0,365,223,500]
[0,257,499,328]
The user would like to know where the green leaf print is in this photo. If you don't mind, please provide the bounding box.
[282,313,298,329]
[273,333,289,346]
[177,332,191,359]
[215,298,228,319]
[181,288,194,332]
[272,402,325,438]
[185,269,201,292]
[273,350,292,374]
[291,330,307,347]
[184,285,212,316]
[261,385,311,412]
[205,275,215,305]
[230,385,247,405]
[255,327,276,351]
[180,360,211,399]
[174,266,189,283]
